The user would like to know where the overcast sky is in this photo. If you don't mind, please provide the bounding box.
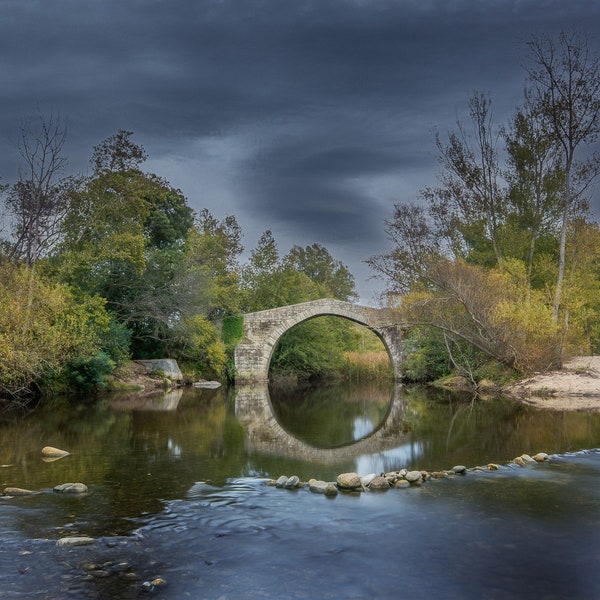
[2,0,600,303]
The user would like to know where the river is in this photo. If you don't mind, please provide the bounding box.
[1,381,600,599]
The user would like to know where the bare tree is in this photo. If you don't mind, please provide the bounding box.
[430,92,505,263]
[6,114,73,265]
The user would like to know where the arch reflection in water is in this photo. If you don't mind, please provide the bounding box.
[234,382,413,465]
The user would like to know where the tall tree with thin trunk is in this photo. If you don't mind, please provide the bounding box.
[526,32,600,337]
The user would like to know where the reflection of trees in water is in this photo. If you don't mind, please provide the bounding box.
[268,380,394,447]
[0,388,248,533]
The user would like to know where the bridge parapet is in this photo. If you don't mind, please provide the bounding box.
[234,299,404,383]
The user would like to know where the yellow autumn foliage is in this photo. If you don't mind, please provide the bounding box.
[0,262,110,397]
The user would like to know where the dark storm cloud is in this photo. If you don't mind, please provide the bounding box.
[2,0,600,300]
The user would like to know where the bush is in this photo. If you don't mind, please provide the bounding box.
[63,351,116,392]
[221,314,244,347]
[100,317,131,366]
[400,329,451,382]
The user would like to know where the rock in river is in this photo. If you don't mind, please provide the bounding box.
[41,446,70,459]
[56,537,95,547]
[53,483,89,494]
[3,487,39,496]
[336,472,362,490]
[368,476,391,491]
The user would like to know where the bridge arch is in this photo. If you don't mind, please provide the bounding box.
[234,299,403,382]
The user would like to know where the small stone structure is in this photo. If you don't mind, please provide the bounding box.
[234,298,404,382]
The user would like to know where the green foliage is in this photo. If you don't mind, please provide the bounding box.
[0,263,111,398]
[221,315,244,347]
[99,317,131,366]
[284,242,357,301]
[170,315,227,380]
[270,317,353,380]
[63,351,116,392]
[400,329,451,383]
[184,210,243,319]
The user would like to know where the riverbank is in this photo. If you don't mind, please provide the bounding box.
[505,355,600,411]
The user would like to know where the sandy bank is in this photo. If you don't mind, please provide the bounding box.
[506,356,600,411]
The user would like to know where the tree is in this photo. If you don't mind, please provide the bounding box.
[91,129,147,174]
[5,115,74,265]
[284,243,357,301]
[502,101,563,288]
[526,32,600,327]
[50,131,195,358]
[184,209,243,319]
[426,93,505,266]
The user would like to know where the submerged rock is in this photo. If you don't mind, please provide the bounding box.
[193,380,222,389]
[3,487,39,496]
[394,480,410,489]
[53,483,89,494]
[324,484,338,497]
[56,536,95,547]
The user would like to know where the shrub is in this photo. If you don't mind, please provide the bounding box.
[63,351,116,392]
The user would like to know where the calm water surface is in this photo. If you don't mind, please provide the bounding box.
[1,381,600,599]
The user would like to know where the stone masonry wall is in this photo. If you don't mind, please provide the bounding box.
[234,299,404,382]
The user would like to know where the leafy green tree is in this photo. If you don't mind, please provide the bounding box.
[49,131,195,358]
[502,103,563,287]
[183,209,243,319]
[284,242,357,301]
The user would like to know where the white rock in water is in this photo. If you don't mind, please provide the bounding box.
[193,381,222,389]
[308,479,328,494]
[360,473,377,488]
[53,483,89,494]
[56,537,95,547]
[520,454,537,464]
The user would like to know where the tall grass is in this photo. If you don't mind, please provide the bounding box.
[343,351,392,380]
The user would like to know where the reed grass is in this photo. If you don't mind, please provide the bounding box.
[343,351,392,380]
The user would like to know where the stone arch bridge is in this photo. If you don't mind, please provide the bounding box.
[234,298,404,382]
